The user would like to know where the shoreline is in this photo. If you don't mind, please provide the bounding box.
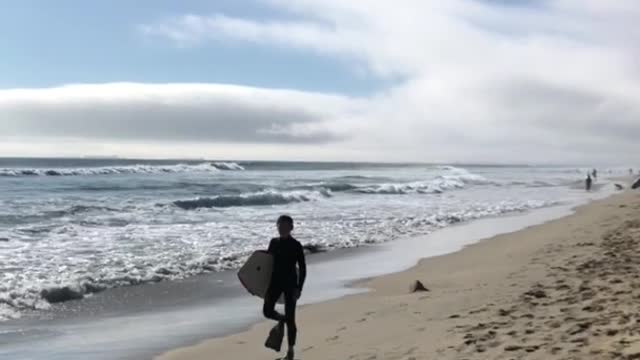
[156,186,629,360]
[0,182,618,360]
[0,202,585,360]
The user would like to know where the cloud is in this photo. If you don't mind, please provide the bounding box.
[4,1,640,163]
[139,14,354,54]
[0,83,359,145]
[138,0,640,164]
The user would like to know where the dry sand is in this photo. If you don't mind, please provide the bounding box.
[157,189,640,360]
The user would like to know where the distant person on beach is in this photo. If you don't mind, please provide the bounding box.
[263,215,307,360]
[586,174,592,191]
[592,169,597,181]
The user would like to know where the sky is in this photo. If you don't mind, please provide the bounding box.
[1,0,639,164]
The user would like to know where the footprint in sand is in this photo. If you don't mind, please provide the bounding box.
[469,307,488,314]
[504,345,522,352]
[551,346,563,354]
[547,320,562,329]
[524,345,540,353]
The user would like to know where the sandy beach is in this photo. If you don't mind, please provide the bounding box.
[157,186,640,360]
[4,1,640,358]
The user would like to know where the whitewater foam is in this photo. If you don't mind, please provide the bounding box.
[211,162,245,171]
[355,173,490,194]
[0,163,219,177]
[0,161,603,322]
[0,304,22,322]
[0,196,560,320]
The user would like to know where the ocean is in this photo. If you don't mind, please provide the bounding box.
[0,158,612,322]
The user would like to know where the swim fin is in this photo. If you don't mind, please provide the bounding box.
[265,322,285,352]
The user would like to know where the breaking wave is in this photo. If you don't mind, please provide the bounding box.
[0,163,219,177]
[0,162,593,321]
[211,162,245,171]
[0,197,558,320]
[173,189,332,209]
[321,183,360,192]
[356,171,491,194]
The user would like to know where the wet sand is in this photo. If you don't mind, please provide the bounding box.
[157,188,639,360]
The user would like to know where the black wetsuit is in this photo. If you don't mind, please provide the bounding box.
[263,236,307,348]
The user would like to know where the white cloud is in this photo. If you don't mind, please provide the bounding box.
[0,82,362,145]
[4,0,640,164]
[137,0,640,164]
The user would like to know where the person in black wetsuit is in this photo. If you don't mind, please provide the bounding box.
[263,215,306,360]
[585,174,592,191]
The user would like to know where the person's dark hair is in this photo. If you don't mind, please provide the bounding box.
[277,215,294,227]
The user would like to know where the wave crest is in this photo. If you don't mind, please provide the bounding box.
[211,162,245,171]
[356,173,489,194]
[0,163,218,177]
[173,189,332,209]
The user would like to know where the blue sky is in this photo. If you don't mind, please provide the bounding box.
[0,0,382,95]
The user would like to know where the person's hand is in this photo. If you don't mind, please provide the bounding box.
[295,288,302,300]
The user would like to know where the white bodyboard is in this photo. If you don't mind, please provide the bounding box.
[238,250,285,304]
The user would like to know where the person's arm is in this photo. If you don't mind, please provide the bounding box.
[297,243,307,291]
[267,238,275,253]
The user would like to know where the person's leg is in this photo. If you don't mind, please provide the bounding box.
[283,288,298,352]
[263,285,285,322]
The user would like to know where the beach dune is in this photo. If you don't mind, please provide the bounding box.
[158,190,640,360]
